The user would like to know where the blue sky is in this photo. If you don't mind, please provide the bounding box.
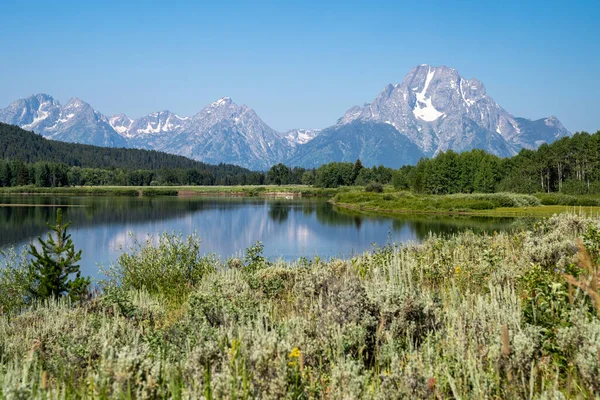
[1,0,598,132]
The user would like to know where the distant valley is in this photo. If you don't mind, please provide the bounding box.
[0,65,570,170]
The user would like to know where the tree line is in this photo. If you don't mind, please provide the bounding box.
[265,160,394,188]
[0,159,298,187]
[392,131,600,195]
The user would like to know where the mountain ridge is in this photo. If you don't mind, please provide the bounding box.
[0,64,571,169]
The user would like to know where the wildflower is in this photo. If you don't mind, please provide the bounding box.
[288,347,301,366]
[454,266,461,274]
[289,347,301,359]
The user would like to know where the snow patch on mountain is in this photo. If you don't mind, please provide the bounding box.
[413,67,444,121]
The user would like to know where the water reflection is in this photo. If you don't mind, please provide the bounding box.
[0,195,521,278]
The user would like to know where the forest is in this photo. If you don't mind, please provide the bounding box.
[0,123,260,186]
[392,131,600,195]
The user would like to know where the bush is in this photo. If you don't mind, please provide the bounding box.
[142,188,178,196]
[365,182,384,193]
[0,248,33,315]
[102,233,217,305]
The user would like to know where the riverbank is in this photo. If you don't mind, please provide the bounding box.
[3,185,600,217]
[1,213,599,398]
[331,190,600,217]
[0,185,342,198]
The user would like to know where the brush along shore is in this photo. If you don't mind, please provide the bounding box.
[1,213,600,398]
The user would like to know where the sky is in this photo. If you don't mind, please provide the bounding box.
[1,0,599,133]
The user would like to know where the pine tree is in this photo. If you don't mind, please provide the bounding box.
[28,208,90,301]
[351,159,364,184]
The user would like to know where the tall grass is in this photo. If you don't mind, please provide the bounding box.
[1,214,600,398]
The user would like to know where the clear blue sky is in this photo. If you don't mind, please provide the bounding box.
[1,0,598,132]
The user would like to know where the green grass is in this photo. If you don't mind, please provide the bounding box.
[1,213,599,398]
[535,192,600,206]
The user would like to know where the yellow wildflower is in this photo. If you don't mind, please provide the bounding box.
[455,266,461,274]
[288,347,301,366]
[289,347,301,358]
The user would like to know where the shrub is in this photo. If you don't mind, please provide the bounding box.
[142,188,178,196]
[102,232,217,304]
[365,182,384,193]
[0,247,33,314]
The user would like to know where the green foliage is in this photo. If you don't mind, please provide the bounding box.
[364,181,383,193]
[242,241,269,274]
[300,170,315,185]
[28,208,90,301]
[141,188,178,197]
[403,131,600,196]
[333,190,540,212]
[314,161,393,188]
[103,232,216,305]
[266,163,292,185]
[0,248,34,314]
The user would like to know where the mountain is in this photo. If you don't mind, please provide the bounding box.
[283,129,321,148]
[333,64,570,157]
[0,94,127,147]
[161,97,290,170]
[111,97,293,170]
[1,67,571,169]
[286,121,424,168]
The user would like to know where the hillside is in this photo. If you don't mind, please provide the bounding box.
[0,123,252,174]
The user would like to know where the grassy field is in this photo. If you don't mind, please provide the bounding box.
[1,214,599,398]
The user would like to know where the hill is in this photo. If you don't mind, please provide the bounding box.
[0,123,252,174]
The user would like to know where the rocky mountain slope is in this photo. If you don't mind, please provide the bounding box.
[335,65,570,157]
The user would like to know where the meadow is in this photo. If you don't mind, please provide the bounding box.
[1,213,599,398]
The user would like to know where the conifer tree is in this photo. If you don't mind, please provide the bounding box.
[28,208,90,301]
[352,159,364,184]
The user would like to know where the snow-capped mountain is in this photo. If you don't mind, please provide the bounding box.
[283,129,321,147]
[0,94,296,169]
[336,64,570,157]
[0,66,571,169]
[110,110,189,139]
[0,93,61,130]
[0,94,127,147]
[161,97,290,170]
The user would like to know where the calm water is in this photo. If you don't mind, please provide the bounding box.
[0,195,520,278]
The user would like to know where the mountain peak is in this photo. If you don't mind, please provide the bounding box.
[210,97,233,108]
[65,97,88,108]
[337,64,570,156]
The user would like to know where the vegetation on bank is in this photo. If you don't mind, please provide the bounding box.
[331,190,600,217]
[0,185,343,198]
[1,214,600,398]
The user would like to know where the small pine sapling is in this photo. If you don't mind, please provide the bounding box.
[28,208,90,301]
